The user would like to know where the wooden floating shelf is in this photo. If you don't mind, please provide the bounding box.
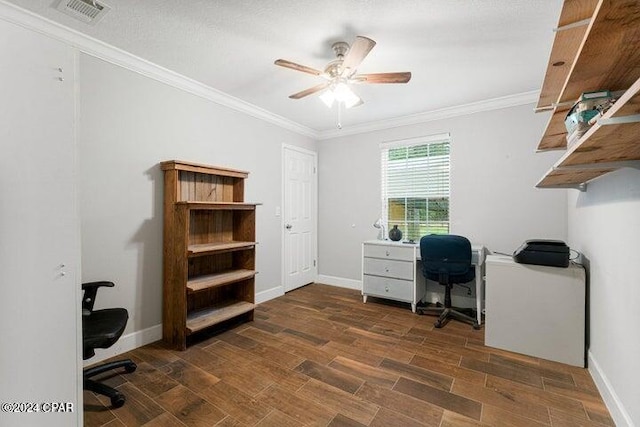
[560,76,640,168]
[536,167,615,188]
[538,108,572,152]
[536,0,640,152]
[186,269,256,293]
[537,76,640,188]
[535,0,640,188]
[186,300,255,334]
[557,1,640,104]
[536,0,598,111]
[188,241,256,257]
[177,201,259,210]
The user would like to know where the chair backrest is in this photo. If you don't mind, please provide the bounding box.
[420,234,473,284]
[81,282,129,359]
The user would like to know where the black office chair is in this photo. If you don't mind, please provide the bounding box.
[82,281,137,408]
[417,234,480,329]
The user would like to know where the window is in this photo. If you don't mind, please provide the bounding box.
[381,134,451,241]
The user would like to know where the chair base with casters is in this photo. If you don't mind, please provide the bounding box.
[82,282,137,408]
[83,359,137,408]
[417,287,480,329]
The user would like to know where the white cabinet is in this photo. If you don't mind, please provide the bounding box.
[485,255,585,367]
[361,241,425,312]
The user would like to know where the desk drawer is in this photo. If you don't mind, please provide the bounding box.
[363,244,414,261]
[363,257,414,280]
[363,275,413,301]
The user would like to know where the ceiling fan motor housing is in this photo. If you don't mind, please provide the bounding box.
[332,41,350,59]
[325,42,350,77]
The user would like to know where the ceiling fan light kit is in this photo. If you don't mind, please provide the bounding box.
[275,35,411,120]
[319,82,361,109]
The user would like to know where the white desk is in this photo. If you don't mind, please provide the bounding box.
[362,240,486,324]
[485,255,585,366]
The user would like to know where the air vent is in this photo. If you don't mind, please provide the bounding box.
[53,0,110,25]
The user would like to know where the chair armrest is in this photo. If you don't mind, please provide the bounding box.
[82,281,115,312]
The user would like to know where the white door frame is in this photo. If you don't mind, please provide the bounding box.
[281,144,318,292]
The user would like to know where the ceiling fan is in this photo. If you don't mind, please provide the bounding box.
[274,36,411,109]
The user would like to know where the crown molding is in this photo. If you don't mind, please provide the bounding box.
[0,1,318,139]
[317,90,540,140]
[1,1,540,142]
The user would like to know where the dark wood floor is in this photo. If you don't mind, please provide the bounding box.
[84,284,613,427]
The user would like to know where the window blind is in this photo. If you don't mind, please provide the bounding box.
[380,134,451,241]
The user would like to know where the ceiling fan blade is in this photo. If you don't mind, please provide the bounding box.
[353,72,412,84]
[289,82,331,99]
[341,36,376,75]
[274,59,322,76]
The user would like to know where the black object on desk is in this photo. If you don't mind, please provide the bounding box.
[513,239,570,268]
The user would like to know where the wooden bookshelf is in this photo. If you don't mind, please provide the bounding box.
[161,160,258,350]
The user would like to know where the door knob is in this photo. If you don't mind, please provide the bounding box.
[285,224,292,230]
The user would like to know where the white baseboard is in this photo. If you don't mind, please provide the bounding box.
[588,350,634,427]
[84,323,162,366]
[256,285,284,304]
[317,274,362,290]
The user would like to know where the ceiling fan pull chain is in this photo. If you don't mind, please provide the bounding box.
[337,101,343,129]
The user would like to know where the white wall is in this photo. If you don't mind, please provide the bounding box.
[318,104,567,282]
[567,167,640,426]
[0,18,81,426]
[78,54,315,337]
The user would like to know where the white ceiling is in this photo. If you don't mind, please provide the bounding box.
[5,0,563,133]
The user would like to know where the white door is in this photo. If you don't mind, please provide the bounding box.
[0,20,81,426]
[283,145,318,292]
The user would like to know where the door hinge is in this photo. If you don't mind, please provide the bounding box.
[313,260,316,267]
[313,166,316,174]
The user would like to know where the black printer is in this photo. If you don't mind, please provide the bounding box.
[513,239,570,268]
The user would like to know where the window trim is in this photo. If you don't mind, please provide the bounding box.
[379,132,451,150]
